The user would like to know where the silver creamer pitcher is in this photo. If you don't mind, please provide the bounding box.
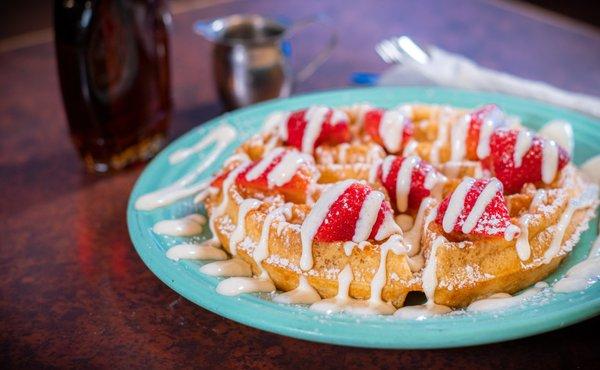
[194,14,336,110]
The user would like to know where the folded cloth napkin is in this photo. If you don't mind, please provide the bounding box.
[378,46,600,118]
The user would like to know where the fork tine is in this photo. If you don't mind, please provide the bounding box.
[376,41,392,62]
[381,39,404,63]
[375,43,393,63]
[376,36,431,64]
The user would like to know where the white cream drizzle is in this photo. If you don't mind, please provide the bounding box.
[343,241,356,256]
[395,155,419,212]
[244,148,314,189]
[403,197,435,256]
[440,161,462,179]
[309,264,355,314]
[166,243,228,261]
[515,215,533,261]
[337,143,350,163]
[508,128,564,184]
[270,152,314,187]
[381,155,396,180]
[368,158,383,184]
[375,212,402,241]
[273,275,321,304]
[350,103,372,128]
[424,170,445,191]
[263,111,291,141]
[513,130,533,168]
[461,178,501,234]
[342,241,370,257]
[396,104,413,117]
[263,133,280,153]
[543,187,596,264]
[223,152,251,167]
[200,258,252,277]
[366,144,385,163]
[331,109,348,125]
[353,191,384,243]
[421,237,446,304]
[394,236,451,319]
[531,189,547,209]
[255,204,292,272]
[300,180,354,271]
[513,188,545,261]
[467,282,548,312]
[393,302,452,320]
[476,106,504,159]
[216,276,275,296]
[202,161,250,237]
[379,109,406,153]
[442,177,475,233]
[553,234,600,293]
[152,214,206,237]
[450,114,471,162]
[301,106,330,154]
[541,139,559,184]
[245,148,284,181]
[503,225,520,242]
[229,198,261,255]
[135,124,236,211]
[402,140,418,156]
[553,259,600,293]
[213,162,251,218]
[538,120,574,155]
[429,108,451,164]
[193,187,214,205]
[309,264,396,315]
[369,235,409,308]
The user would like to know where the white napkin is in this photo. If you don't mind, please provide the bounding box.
[378,47,600,118]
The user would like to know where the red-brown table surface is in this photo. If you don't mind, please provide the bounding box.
[1,0,600,368]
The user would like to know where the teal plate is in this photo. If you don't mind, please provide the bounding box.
[127,87,600,349]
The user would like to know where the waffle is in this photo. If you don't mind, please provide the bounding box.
[201,103,598,310]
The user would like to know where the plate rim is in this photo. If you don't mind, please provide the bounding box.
[127,86,600,349]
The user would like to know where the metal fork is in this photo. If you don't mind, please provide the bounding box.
[375,36,430,65]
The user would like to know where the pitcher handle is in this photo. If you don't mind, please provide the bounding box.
[285,13,337,83]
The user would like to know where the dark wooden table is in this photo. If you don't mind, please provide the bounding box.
[2,0,599,368]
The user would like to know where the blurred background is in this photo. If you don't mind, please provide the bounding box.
[1,0,599,171]
[1,0,599,40]
[1,0,599,172]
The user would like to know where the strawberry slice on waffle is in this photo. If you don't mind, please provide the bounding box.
[235,148,319,203]
[363,108,414,154]
[481,129,570,193]
[465,104,507,160]
[209,169,230,189]
[435,177,518,239]
[306,180,400,243]
[377,155,446,213]
[283,106,351,153]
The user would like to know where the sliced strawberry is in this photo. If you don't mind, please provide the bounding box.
[465,104,506,160]
[235,149,317,203]
[363,108,414,153]
[284,107,351,152]
[284,110,308,150]
[435,178,515,237]
[210,169,230,188]
[481,129,570,193]
[378,156,444,212]
[313,182,397,243]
